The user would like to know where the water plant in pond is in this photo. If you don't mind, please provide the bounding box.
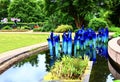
[44,56,89,80]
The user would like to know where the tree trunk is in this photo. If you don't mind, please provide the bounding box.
[74,16,84,28]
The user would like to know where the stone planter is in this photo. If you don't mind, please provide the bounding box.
[108,37,120,79]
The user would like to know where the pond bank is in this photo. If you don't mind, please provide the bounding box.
[0,42,48,74]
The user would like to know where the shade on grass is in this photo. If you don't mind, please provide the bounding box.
[0,33,49,54]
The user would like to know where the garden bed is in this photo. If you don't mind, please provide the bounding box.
[0,29,29,32]
[44,56,93,82]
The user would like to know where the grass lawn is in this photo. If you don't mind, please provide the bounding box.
[0,33,49,54]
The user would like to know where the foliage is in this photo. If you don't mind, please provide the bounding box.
[112,32,120,38]
[20,26,31,30]
[0,22,40,29]
[88,18,108,31]
[0,33,49,54]
[45,56,88,80]
[109,0,120,27]
[109,26,120,32]
[114,80,120,82]
[2,25,12,30]
[33,28,42,32]
[0,0,10,19]
[96,8,112,25]
[8,0,42,23]
[44,0,113,28]
[55,25,73,33]
[42,11,74,32]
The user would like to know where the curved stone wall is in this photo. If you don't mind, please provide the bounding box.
[118,39,120,46]
[108,37,120,79]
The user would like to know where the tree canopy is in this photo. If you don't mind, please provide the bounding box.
[8,0,42,23]
[0,0,10,19]
[44,0,115,28]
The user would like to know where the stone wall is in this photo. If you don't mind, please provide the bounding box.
[108,37,120,79]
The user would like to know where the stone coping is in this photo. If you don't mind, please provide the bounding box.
[108,37,120,78]
[118,39,120,46]
[108,61,120,79]
[108,37,120,54]
[0,42,48,65]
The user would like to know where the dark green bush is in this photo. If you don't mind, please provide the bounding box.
[55,24,73,33]
[33,28,42,32]
[0,22,42,29]
[88,18,108,31]
[20,26,31,30]
[2,25,12,30]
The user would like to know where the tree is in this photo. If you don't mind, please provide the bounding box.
[44,0,113,28]
[109,1,120,26]
[0,0,10,20]
[8,0,42,23]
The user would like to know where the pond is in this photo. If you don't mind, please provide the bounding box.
[89,55,114,82]
[0,50,115,82]
[0,41,117,82]
[0,51,55,82]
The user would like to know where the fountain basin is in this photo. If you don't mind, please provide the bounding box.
[108,37,120,79]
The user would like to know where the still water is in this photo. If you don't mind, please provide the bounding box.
[0,50,115,82]
[0,51,54,82]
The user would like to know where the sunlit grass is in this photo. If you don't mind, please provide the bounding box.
[0,33,49,54]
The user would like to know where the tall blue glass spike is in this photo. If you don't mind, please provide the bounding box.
[62,32,67,54]
[54,35,60,58]
[67,31,72,56]
[104,27,109,42]
[47,38,53,56]
[74,33,77,57]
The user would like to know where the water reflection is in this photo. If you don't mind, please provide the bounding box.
[0,42,114,82]
[0,52,52,82]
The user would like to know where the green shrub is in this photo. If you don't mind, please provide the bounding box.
[88,18,108,31]
[44,56,88,80]
[114,80,120,82]
[55,24,73,33]
[33,28,42,32]
[2,26,12,30]
[109,26,120,32]
[112,32,120,38]
[20,26,31,30]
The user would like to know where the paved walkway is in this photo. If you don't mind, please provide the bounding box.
[0,31,115,35]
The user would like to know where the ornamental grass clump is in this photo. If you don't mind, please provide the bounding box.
[45,56,89,80]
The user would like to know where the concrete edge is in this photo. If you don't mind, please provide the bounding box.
[0,42,48,64]
[83,61,93,82]
[108,37,120,53]
[0,43,48,74]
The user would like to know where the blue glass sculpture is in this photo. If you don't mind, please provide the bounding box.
[97,27,109,43]
[67,31,72,56]
[47,38,54,56]
[54,35,61,58]
[62,31,72,56]
[47,26,109,61]
[62,32,68,54]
